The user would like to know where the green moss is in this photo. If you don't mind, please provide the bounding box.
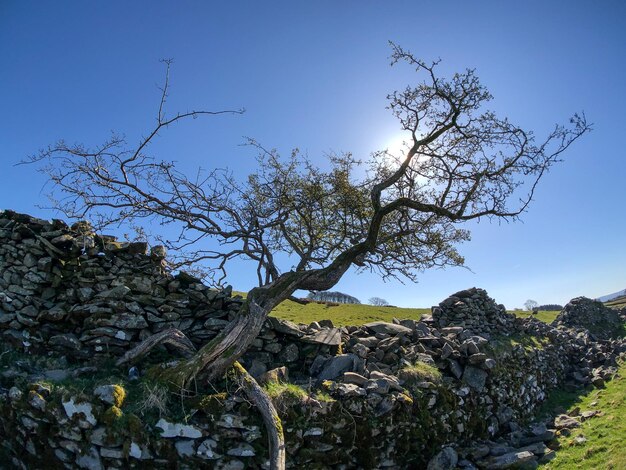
[110,384,126,408]
[192,392,228,415]
[399,361,443,384]
[101,405,123,426]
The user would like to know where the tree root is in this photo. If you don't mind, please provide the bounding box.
[115,329,285,469]
[115,328,197,367]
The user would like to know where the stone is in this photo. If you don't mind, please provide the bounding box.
[282,343,299,362]
[28,391,46,411]
[427,447,458,470]
[227,443,256,457]
[155,418,202,438]
[479,450,536,469]
[304,427,324,437]
[317,354,363,381]
[8,386,22,400]
[63,398,97,427]
[336,383,367,397]
[75,446,103,470]
[96,286,131,300]
[554,414,580,430]
[266,317,303,337]
[468,353,488,365]
[197,439,221,459]
[462,366,488,391]
[260,366,289,384]
[264,342,282,353]
[99,448,124,459]
[175,439,196,457]
[363,321,413,336]
[94,385,126,407]
[304,328,342,346]
[49,333,82,350]
[43,369,70,382]
[343,372,368,386]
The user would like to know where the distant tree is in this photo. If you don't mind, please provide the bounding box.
[369,297,390,306]
[524,299,539,311]
[307,291,361,304]
[537,304,563,311]
[27,47,589,469]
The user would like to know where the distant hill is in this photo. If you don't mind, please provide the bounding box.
[597,288,626,303]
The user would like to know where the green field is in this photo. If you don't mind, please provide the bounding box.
[267,296,559,327]
[512,310,560,324]
[605,295,626,310]
[270,298,430,326]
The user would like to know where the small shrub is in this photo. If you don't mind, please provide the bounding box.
[264,381,308,414]
[399,362,442,384]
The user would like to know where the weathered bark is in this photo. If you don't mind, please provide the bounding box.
[115,328,197,367]
[232,361,286,470]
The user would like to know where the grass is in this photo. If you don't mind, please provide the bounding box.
[539,362,626,469]
[268,298,430,326]
[399,361,443,384]
[511,310,560,324]
[605,295,626,309]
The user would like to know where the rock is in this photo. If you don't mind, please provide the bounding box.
[93,384,126,407]
[197,439,221,459]
[175,439,196,457]
[63,399,97,427]
[479,450,536,469]
[554,414,580,430]
[335,383,367,398]
[282,343,299,362]
[304,328,342,346]
[95,285,131,300]
[304,427,324,437]
[49,334,82,351]
[427,447,458,470]
[363,321,413,336]
[43,369,70,382]
[316,354,363,381]
[462,366,488,391]
[75,446,103,470]
[266,317,303,337]
[260,366,289,384]
[448,359,463,379]
[468,353,488,365]
[227,443,256,457]
[343,372,368,386]
[8,387,22,401]
[99,447,123,459]
[28,391,46,411]
[156,418,202,438]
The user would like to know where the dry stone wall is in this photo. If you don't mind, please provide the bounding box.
[0,210,625,469]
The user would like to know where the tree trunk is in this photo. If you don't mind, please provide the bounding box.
[232,361,286,470]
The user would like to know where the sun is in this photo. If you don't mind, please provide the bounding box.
[380,133,411,167]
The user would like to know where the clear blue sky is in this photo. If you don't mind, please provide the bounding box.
[2,1,625,309]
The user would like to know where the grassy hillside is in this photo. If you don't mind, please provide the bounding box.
[605,295,626,310]
[512,310,560,324]
[269,298,430,326]
[540,362,626,469]
[267,296,559,326]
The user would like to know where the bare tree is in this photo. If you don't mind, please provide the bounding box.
[524,299,539,311]
[26,47,589,468]
[369,297,390,307]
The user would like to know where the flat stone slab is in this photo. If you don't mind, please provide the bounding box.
[363,321,412,336]
[303,328,342,346]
